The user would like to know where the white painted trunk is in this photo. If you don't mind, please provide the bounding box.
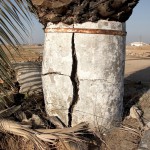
[42,20,126,129]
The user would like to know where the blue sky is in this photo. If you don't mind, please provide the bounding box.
[30,0,150,44]
[126,0,150,44]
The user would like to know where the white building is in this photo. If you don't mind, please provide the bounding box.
[131,42,148,46]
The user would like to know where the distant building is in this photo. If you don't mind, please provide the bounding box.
[131,42,148,46]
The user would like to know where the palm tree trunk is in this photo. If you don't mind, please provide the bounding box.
[42,20,126,129]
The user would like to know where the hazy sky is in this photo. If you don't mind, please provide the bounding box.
[126,0,150,44]
[30,0,150,44]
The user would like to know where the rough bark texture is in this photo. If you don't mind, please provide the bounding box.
[31,0,139,27]
[42,20,126,128]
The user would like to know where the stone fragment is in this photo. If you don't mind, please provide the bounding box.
[138,130,150,150]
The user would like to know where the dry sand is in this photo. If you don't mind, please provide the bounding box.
[125,46,150,83]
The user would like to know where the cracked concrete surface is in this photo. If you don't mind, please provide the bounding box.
[42,26,73,125]
[42,32,79,127]
[42,20,126,128]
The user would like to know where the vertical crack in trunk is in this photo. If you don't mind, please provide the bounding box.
[68,33,79,127]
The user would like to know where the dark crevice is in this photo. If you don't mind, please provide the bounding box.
[42,72,69,77]
[68,33,79,127]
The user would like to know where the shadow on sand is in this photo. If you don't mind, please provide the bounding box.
[125,66,150,83]
[123,66,150,117]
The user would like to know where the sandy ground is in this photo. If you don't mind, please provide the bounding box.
[125,56,150,82]
[125,46,150,83]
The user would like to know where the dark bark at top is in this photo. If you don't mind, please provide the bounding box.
[31,0,139,27]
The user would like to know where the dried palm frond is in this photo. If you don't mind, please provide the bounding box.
[0,119,46,150]
[0,105,21,118]
[0,119,91,150]
[0,0,36,104]
[1,0,33,62]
